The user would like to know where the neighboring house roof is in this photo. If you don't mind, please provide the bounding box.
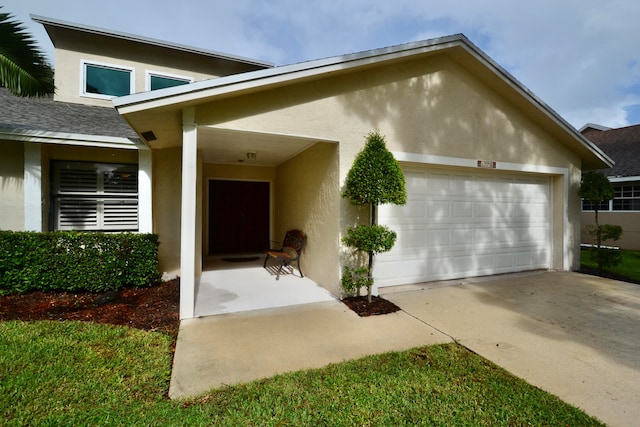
[31,15,273,71]
[582,123,640,177]
[114,34,613,170]
[580,123,612,133]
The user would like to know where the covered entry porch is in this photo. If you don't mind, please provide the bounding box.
[175,114,341,319]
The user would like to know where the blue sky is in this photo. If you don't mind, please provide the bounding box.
[5,0,640,129]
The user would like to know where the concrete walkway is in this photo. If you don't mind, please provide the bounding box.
[169,300,452,397]
[170,271,640,427]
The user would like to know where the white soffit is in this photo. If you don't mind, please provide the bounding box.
[198,127,334,166]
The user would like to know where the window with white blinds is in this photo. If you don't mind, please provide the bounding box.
[52,162,138,231]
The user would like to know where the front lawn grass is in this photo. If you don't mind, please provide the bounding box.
[0,321,602,426]
[581,248,640,282]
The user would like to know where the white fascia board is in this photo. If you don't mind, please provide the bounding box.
[0,128,147,150]
[609,176,640,183]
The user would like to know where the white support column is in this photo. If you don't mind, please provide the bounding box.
[180,107,197,319]
[24,143,42,231]
[138,149,153,233]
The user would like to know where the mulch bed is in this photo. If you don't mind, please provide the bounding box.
[341,295,402,317]
[0,279,180,337]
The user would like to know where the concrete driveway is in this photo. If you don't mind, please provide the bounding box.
[383,271,640,427]
[170,271,640,427]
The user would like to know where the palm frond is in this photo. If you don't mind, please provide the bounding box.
[0,8,54,97]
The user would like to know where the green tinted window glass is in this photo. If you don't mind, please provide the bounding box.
[150,75,190,91]
[85,64,131,96]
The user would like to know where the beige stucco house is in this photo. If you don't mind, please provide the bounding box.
[1,16,613,319]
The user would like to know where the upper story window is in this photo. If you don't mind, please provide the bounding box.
[82,60,135,99]
[146,71,192,91]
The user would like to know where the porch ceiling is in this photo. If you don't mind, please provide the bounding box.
[198,127,323,166]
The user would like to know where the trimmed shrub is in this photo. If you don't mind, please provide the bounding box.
[341,131,406,301]
[341,266,373,297]
[0,231,160,294]
[342,225,397,255]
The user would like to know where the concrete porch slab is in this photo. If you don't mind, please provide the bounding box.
[195,256,335,316]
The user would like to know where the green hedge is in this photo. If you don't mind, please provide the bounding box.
[0,231,161,294]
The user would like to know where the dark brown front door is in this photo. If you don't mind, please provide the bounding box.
[209,180,270,254]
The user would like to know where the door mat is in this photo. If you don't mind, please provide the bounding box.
[222,256,261,262]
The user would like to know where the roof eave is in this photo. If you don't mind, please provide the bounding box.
[0,127,147,150]
[576,134,615,170]
[30,14,273,69]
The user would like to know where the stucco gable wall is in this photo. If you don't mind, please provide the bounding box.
[0,141,25,230]
[195,55,582,175]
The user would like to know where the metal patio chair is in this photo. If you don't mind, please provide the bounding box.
[263,229,306,280]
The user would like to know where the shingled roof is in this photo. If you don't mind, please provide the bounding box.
[582,123,640,177]
[0,88,138,139]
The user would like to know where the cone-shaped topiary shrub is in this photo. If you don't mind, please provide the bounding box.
[342,131,406,302]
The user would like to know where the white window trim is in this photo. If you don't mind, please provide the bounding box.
[145,70,193,91]
[80,59,136,100]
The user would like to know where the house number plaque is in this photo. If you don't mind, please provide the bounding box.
[477,160,496,169]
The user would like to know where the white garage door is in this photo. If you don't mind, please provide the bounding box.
[375,167,551,287]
